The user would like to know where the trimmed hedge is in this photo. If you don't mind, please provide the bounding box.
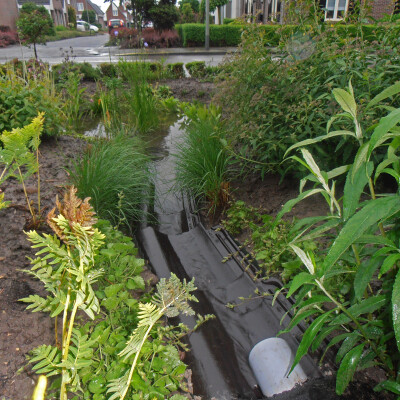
[223,18,235,24]
[175,23,400,47]
[180,23,243,46]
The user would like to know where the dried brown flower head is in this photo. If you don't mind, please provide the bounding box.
[47,186,97,239]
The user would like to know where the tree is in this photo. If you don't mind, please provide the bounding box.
[16,2,54,60]
[181,2,195,22]
[180,0,199,13]
[149,0,179,30]
[81,10,97,24]
[67,6,77,28]
[210,0,230,24]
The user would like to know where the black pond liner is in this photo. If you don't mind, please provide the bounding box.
[136,121,342,399]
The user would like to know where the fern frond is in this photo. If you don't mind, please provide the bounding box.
[19,294,53,313]
[153,274,197,317]
[111,274,198,400]
[29,345,62,377]
[107,371,130,400]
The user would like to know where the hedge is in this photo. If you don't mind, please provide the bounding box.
[175,23,400,47]
[180,23,243,46]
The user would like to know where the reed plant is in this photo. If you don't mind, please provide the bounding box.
[68,135,152,229]
[175,104,233,214]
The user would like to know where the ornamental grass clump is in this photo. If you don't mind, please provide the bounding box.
[68,134,152,229]
[175,104,234,214]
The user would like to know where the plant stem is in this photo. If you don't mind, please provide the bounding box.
[17,166,36,224]
[120,321,156,400]
[368,177,386,237]
[36,148,41,217]
[316,279,394,376]
[60,300,79,400]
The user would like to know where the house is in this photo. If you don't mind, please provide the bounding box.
[16,0,68,26]
[72,0,105,26]
[105,0,133,27]
[220,0,400,24]
[0,0,19,30]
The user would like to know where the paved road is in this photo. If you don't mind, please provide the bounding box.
[0,34,233,66]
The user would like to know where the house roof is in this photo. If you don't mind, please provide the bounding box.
[87,0,104,16]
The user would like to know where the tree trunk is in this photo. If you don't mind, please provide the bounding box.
[33,42,38,60]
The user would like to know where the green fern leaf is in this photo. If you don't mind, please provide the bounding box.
[29,345,61,377]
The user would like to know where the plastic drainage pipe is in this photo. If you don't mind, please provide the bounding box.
[249,338,307,397]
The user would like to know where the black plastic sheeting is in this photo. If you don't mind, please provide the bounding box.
[137,121,339,399]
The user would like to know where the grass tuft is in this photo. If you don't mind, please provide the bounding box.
[68,135,152,230]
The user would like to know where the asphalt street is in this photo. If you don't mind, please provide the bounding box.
[0,34,234,66]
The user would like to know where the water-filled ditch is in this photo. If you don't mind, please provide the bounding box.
[86,119,337,400]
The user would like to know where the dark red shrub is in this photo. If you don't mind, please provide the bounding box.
[117,28,180,49]
[0,31,18,48]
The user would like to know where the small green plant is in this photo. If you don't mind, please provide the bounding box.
[223,201,315,280]
[107,274,198,400]
[277,83,400,396]
[0,65,62,136]
[175,103,234,214]
[68,135,152,229]
[185,61,206,78]
[62,70,87,132]
[0,113,44,226]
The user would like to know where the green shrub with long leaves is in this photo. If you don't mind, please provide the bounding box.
[216,23,400,177]
[0,64,62,137]
[68,135,152,230]
[276,83,400,396]
[175,104,234,214]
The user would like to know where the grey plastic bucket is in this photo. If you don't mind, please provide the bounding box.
[249,337,307,397]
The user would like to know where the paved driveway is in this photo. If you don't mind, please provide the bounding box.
[0,34,232,66]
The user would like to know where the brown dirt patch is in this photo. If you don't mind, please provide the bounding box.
[158,78,215,104]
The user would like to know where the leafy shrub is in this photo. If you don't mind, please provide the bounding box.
[77,62,101,81]
[55,25,68,31]
[68,135,152,229]
[277,84,400,397]
[167,62,185,78]
[52,62,100,84]
[216,23,400,177]
[0,65,62,136]
[223,18,235,24]
[116,27,180,48]
[186,61,206,78]
[0,31,18,47]
[99,62,117,77]
[175,104,234,214]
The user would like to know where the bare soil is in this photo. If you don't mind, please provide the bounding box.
[159,78,215,104]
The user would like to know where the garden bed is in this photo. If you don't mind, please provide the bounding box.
[0,136,86,399]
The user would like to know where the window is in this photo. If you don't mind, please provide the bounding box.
[112,4,118,16]
[325,0,348,20]
[77,2,84,11]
